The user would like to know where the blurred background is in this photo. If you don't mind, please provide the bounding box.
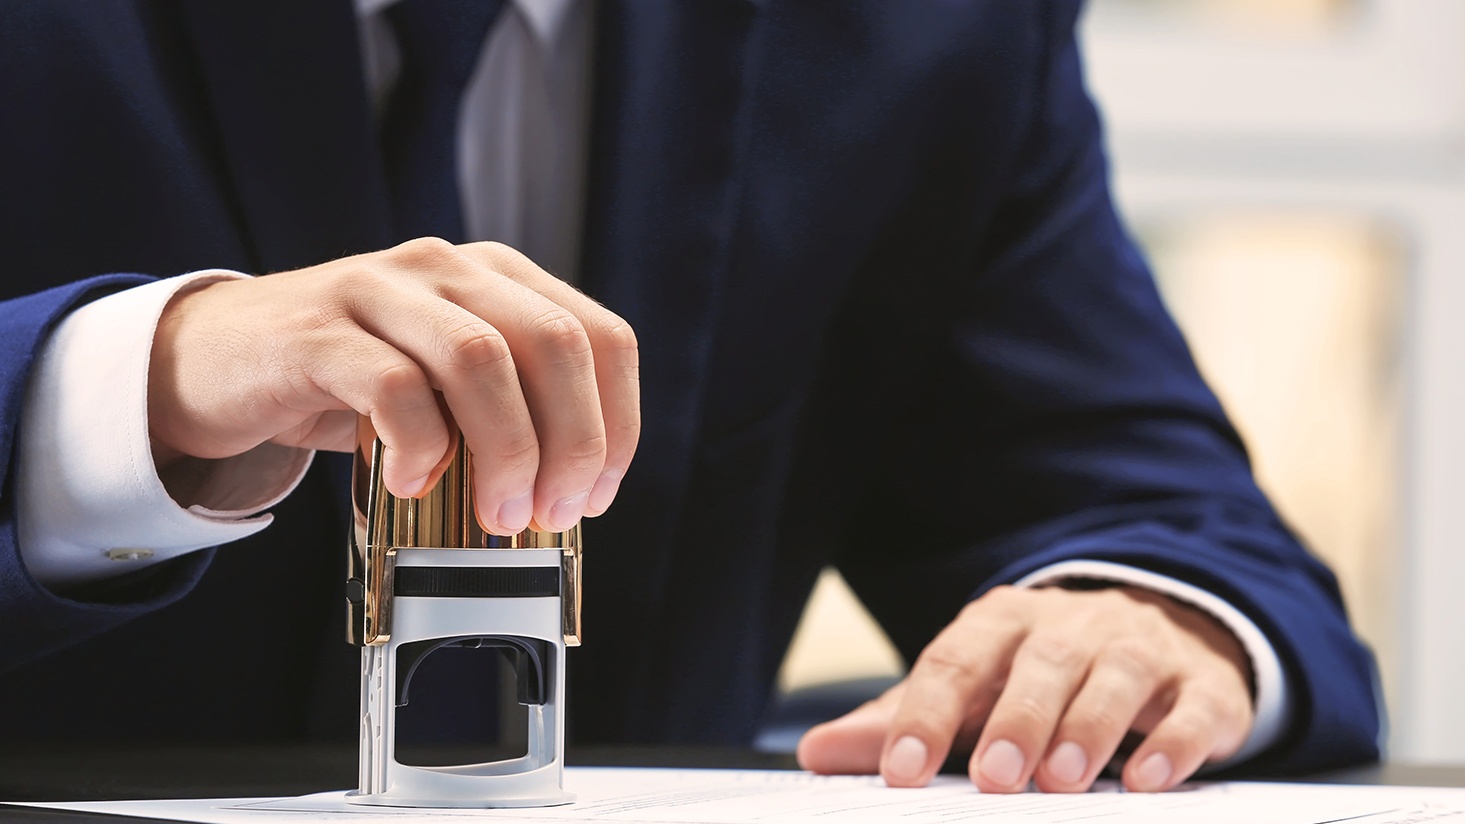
[773,0,1465,763]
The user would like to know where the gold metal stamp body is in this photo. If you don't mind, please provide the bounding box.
[347,425,582,647]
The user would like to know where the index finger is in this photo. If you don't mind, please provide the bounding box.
[880,594,1030,788]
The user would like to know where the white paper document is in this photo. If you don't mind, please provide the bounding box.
[19,767,1465,823]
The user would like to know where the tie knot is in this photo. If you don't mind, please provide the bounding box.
[387,0,507,88]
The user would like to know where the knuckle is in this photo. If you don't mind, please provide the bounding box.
[597,315,640,357]
[330,266,390,302]
[1103,639,1164,681]
[479,240,524,262]
[982,584,1045,615]
[491,429,541,470]
[608,416,643,455]
[1159,697,1226,744]
[368,361,430,411]
[530,310,593,362]
[963,587,1018,621]
[955,599,986,624]
[983,585,1018,606]
[1063,703,1130,741]
[1001,694,1057,731]
[916,643,985,688]
[1022,633,1084,670]
[959,614,1026,650]
[1157,714,1209,748]
[556,430,610,473]
[469,241,538,278]
[1184,687,1234,727]
[444,325,514,375]
[396,236,459,264]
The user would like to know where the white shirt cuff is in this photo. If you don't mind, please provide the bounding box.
[1012,559,1290,768]
[17,271,314,590]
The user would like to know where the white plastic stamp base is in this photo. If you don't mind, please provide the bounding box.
[349,548,572,809]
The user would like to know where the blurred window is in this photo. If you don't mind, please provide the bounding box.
[1139,212,1403,682]
[1095,0,1356,34]
[778,569,903,696]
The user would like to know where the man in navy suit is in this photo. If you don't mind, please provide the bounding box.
[0,0,1378,793]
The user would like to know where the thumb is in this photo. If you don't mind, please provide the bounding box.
[796,684,904,775]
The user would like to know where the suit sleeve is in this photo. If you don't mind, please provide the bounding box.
[0,275,212,670]
[833,0,1381,775]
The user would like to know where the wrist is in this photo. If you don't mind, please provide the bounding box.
[145,275,236,465]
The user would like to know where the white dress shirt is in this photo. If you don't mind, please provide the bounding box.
[12,0,1288,762]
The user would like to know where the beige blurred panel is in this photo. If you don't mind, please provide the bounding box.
[777,568,905,695]
[1143,213,1402,691]
[1102,0,1353,33]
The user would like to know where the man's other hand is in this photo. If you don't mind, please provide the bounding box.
[147,238,640,534]
[796,585,1254,793]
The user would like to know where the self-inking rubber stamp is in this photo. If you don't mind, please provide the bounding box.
[345,425,581,808]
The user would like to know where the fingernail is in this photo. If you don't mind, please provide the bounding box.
[400,473,431,498]
[547,489,590,531]
[1132,753,1172,792]
[885,736,928,783]
[979,739,1025,788]
[586,469,623,516]
[1046,741,1088,785]
[496,490,534,533]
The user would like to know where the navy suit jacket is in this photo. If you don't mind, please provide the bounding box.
[0,0,1379,772]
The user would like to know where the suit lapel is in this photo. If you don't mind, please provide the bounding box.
[573,0,766,740]
[179,1,392,273]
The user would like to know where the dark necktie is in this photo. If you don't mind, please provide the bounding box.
[380,0,506,244]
